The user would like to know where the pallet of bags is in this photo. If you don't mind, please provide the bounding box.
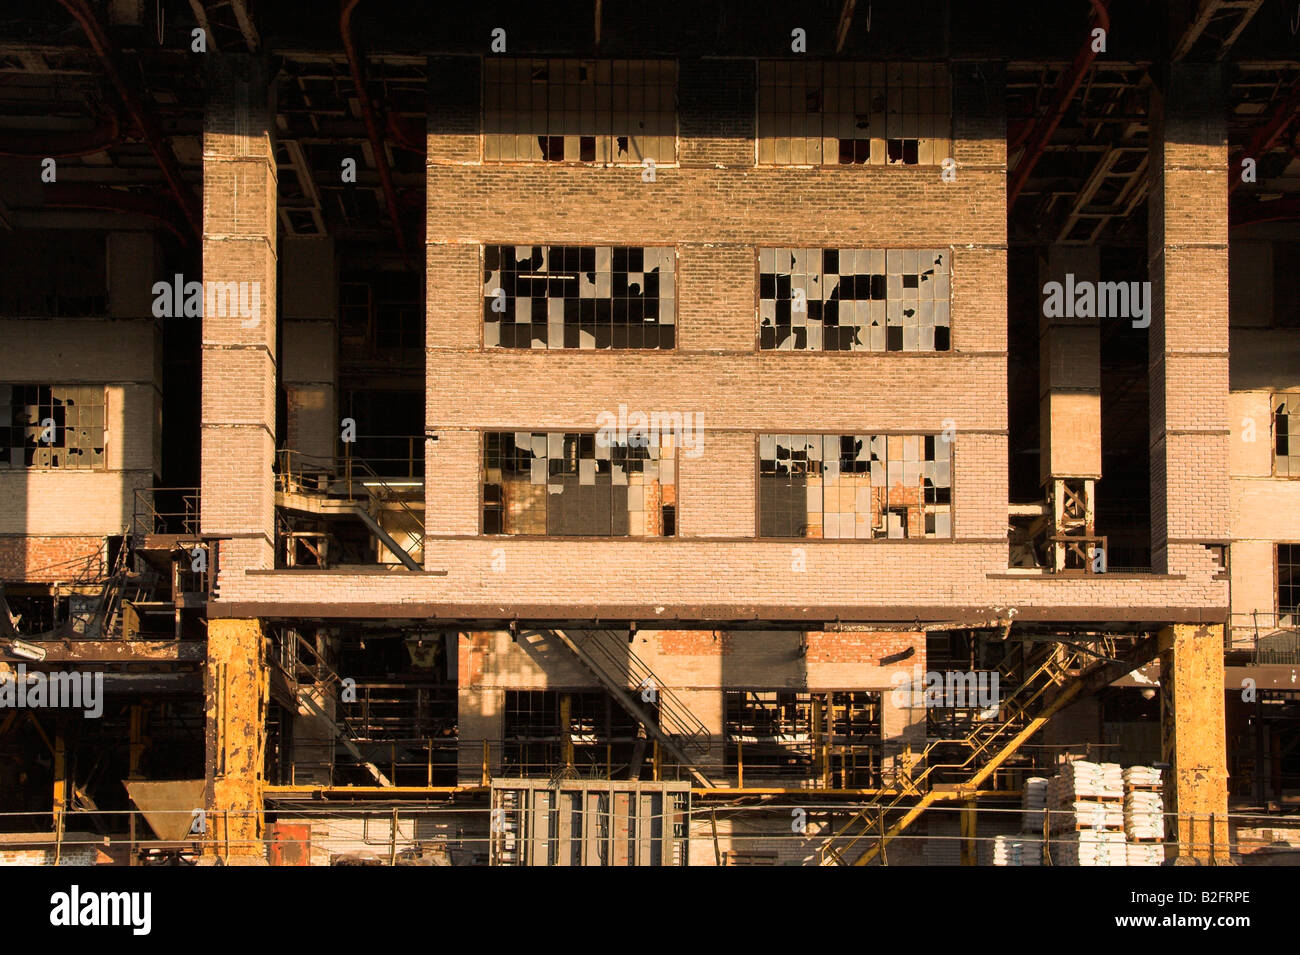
[1126,841,1164,866]
[1053,829,1126,866]
[1050,800,1124,833]
[1124,789,1164,841]
[1123,765,1163,790]
[1022,777,1049,831]
[990,834,1042,866]
[1061,760,1124,800]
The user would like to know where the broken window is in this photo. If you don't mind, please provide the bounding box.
[484,431,676,537]
[484,59,676,164]
[759,248,950,351]
[757,62,950,166]
[484,245,675,349]
[502,690,649,778]
[724,690,881,787]
[0,385,106,470]
[1276,394,1300,476]
[758,433,951,539]
[1280,544,1300,627]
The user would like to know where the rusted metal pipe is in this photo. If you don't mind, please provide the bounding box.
[1008,0,1111,206]
[50,0,201,239]
[42,182,190,244]
[0,112,120,158]
[1229,75,1300,194]
[340,0,408,255]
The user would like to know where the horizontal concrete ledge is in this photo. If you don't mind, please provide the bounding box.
[1226,665,1300,689]
[206,601,1227,625]
[986,572,1187,581]
[245,567,447,576]
[3,641,204,662]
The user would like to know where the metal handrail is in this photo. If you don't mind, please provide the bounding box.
[1228,611,1300,663]
[583,630,710,753]
[132,487,201,537]
[820,644,1082,864]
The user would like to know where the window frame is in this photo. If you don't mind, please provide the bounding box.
[755,60,952,168]
[753,246,953,352]
[481,58,679,166]
[480,429,680,539]
[480,243,679,352]
[1273,392,1300,478]
[1,383,108,472]
[1278,543,1300,626]
[753,431,955,541]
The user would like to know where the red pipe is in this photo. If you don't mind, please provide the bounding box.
[385,111,426,154]
[341,0,408,255]
[1009,0,1111,206]
[50,0,201,240]
[1229,76,1300,194]
[42,183,190,243]
[0,112,121,158]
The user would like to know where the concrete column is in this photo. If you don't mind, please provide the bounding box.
[1159,624,1229,863]
[281,237,337,463]
[1147,64,1231,575]
[204,618,267,863]
[201,55,278,572]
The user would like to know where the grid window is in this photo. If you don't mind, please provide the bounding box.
[1276,394,1300,476]
[758,433,951,539]
[484,431,677,537]
[1280,545,1300,624]
[759,248,950,351]
[757,62,950,166]
[724,690,882,787]
[0,385,106,470]
[484,59,676,164]
[502,689,648,779]
[484,245,675,350]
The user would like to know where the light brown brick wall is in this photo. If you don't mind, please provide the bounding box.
[1148,65,1230,574]
[202,56,278,574]
[0,317,160,538]
[209,58,1229,620]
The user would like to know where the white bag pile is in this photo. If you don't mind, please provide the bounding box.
[1053,799,1123,833]
[1123,765,1163,788]
[1021,777,1049,830]
[1060,760,1124,799]
[1053,829,1126,866]
[990,834,1042,866]
[1124,790,1164,840]
[1126,842,1164,866]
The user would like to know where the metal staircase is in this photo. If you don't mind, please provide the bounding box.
[275,449,423,571]
[819,635,1158,865]
[269,630,392,787]
[68,540,161,639]
[544,629,714,788]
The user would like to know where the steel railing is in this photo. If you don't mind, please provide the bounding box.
[1228,611,1300,663]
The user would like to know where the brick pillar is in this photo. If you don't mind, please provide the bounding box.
[1147,64,1230,575]
[201,55,277,573]
[1158,624,1229,863]
[204,618,267,863]
[281,237,337,462]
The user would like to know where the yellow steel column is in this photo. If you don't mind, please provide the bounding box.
[204,617,267,864]
[960,799,978,865]
[1159,624,1230,863]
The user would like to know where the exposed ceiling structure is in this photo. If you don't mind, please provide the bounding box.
[0,1,1296,252]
